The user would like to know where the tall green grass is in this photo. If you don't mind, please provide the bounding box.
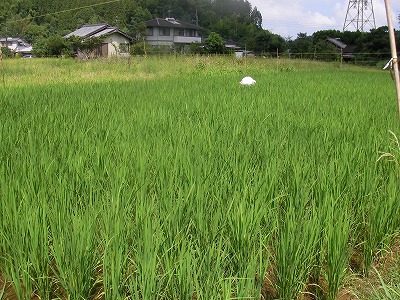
[0,57,399,299]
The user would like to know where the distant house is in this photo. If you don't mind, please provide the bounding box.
[64,24,132,58]
[326,37,356,60]
[223,39,242,52]
[144,18,202,51]
[0,37,33,56]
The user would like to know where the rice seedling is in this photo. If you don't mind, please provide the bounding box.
[128,199,164,300]
[322,196,353,300]
[50,206,100,299]
[100,195,132,300]
[273,198,320,299]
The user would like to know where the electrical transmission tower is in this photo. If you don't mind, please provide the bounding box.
[343,0,376,31]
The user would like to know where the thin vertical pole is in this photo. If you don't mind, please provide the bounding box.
[384,0,400,124]
[244,44,247,69]
[0,49,4,87]
[276,48,279,72]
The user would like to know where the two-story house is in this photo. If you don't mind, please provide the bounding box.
[144,18,202,51]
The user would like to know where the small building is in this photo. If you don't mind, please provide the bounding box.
[223,39,242,52]
[144,18,202,51]
[0,37,33,56]
[64,24,132,58]
[326,37,356,61]
[235,50,255,59]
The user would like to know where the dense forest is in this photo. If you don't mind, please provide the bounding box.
[0,0,399,64]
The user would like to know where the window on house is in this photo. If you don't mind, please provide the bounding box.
[174,28,185,36]
[119,43,129,53]
[186,29,196,37]
[147,28,153,36]
[159,28,170,36]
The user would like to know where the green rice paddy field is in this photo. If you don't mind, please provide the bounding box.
[0,57,399,299]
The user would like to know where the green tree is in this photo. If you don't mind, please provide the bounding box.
[130,40,149,55]
[32,35,70,57]
[313,40,338,61]
[130,22,148,41]
[1,46,13,57]
[360,26,391,53]
[24,23,47,44]
[67,35,105,58]
[4,14,31,37]
[46,35,70,56]
[188,42,203,54]
[253,30,271,53]
[250,6,262,28]
[204,31,225,54]
[288,33,312,55]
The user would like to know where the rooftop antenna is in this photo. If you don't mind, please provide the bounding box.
[343,0,376,32]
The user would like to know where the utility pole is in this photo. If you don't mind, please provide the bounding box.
[384,0,400,124]
[343,0,376,32]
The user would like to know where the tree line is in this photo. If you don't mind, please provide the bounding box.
[285,27,400,66]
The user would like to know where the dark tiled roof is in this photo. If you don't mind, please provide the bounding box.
[64,24,109,38]
[343,45,357,53]
[64,24,132,41]
[145,18,201,30]
[223,39,241,49]
[326,37,347,49]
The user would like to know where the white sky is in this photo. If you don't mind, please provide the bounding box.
[248,0,400,38]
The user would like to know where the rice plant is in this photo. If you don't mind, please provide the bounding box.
[322,196,353,300]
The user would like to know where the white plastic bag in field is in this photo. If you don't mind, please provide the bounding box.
[240,76,256,86]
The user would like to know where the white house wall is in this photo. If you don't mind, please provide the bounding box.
[146,28,174,47]
[104,33,130,56]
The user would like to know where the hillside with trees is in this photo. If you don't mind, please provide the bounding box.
[0,0,264,47]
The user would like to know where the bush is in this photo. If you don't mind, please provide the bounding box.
[204,32,225,54]
[33,36,72,57]
[130,41,149,55]
[1,46,14,58]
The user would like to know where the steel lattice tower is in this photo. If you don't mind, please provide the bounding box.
[343,0,376,31]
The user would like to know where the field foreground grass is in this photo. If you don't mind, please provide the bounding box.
[0,57,399,299]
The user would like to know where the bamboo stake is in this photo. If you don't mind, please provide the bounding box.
[0,49,4,87]
[384,0,400,124]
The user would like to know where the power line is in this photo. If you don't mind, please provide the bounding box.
[1,0,121,26]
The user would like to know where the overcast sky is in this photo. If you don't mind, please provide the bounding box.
[248,0,400,38]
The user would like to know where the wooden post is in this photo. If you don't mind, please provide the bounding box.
[244,44,247,69]
[143,37,147,58]
[340,47,343,66]
[0,48,4,87]
[276,48,279,72]
[384,0,400,124]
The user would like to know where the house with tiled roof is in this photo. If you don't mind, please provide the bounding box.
[64,24,132,57]
[0,37,33,56]
[326,37,356,60]
[144,18,202,51]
